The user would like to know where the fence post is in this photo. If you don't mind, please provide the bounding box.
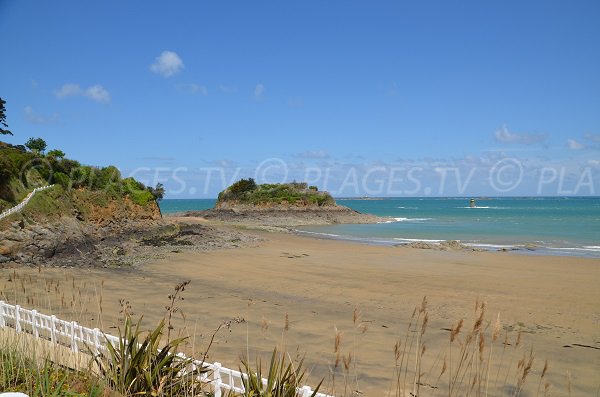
[301,385,311,397]
[70,321,78,352]
[93,328,101,355]
[31,309,38,338]
[15,305,21,333]
[213,362,222,397]
[50,315,57,343]
[0,301,5,327]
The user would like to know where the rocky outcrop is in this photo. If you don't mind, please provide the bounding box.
[198,181,383,227]
[180,206,383,227]
[0,193,163,266]
[397,240,483,251]
[0,215,261,268]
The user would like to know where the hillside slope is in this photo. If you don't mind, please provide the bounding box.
[0,141,161,265]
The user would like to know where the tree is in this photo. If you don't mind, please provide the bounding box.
[47,149,66,159]
[148,183,165,218]
[149,182,165,201]
[0,97,12,136]
[25,137,47,154]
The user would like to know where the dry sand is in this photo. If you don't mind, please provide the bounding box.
[1,225,599,396]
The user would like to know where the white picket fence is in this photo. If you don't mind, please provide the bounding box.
[0,185,55,221]
[0,301,331,397]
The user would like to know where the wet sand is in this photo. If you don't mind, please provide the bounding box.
[1,227,598,396]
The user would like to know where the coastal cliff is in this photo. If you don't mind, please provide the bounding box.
[0,141,261,267]
[0,141,162,266]
[183,179,382,226]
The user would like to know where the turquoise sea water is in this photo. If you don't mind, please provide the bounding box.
[160,199,216,214]
[160,197,600,258]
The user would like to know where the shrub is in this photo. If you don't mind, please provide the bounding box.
[240,348,323,397]
[228,178,257,197]
[52,172,70,189]
[123,177,154,205]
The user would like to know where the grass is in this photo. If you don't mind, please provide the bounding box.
[0,330,105,396]
[0,270,578,397]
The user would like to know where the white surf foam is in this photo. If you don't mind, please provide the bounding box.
[393,237,445,243]
[378,217,433,224]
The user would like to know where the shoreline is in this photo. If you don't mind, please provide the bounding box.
[161,194,600,260]
[1,225,598,395]
[291,226,600,259]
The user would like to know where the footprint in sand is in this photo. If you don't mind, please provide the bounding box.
[280,252,310,259]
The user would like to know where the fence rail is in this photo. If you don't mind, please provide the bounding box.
[0,301,331,397]
[0,185,55,221]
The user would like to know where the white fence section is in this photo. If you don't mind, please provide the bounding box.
[0,185,55,221]
[0,301,331,397]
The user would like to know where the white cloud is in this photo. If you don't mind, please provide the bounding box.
[567,139,585,150]
[55,83,83,98]
[494,125,547,144]
[150,51,184,77]
[296,150,330,159]
[54,83,110,103]
[85,85,111,103]
[254,83,265,99]
[24,106,59,124]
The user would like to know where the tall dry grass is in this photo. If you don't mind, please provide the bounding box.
[0,269,576,397]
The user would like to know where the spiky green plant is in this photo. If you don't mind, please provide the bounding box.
[239,348,322,397]
[93,314,205,396]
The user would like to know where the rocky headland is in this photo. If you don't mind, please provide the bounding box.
[0,143,261,269]
[176,180,383,228]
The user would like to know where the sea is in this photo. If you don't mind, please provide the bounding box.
[159,197,600,258]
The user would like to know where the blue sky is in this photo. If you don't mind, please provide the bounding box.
[1,1,599,197]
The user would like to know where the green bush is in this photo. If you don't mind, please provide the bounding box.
[217,180,335,207]
[93,314,204,396]
[123,177,154,205]
[1,140,161,209]
[240,348,322,397]
[52,172,70,189]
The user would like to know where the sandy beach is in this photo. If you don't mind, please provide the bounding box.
[1,223,598,396]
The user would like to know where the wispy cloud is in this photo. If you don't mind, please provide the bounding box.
[494,125,547,144]
[219,85,237,94]
[54,83,111,103]
[55,83,83,98]
[567,139,585,150]
[24,106,59,125]
[177,83,208,95]
[85,85,111,103]
[190,83,208,95]
[150,50,184,77]
[584,133,600,142]
[295,150,330,159]
[254,83,265,99]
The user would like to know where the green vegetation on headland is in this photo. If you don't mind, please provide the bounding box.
[0,97,164,217]
[1,141,164,204]
[216,178,335,207]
